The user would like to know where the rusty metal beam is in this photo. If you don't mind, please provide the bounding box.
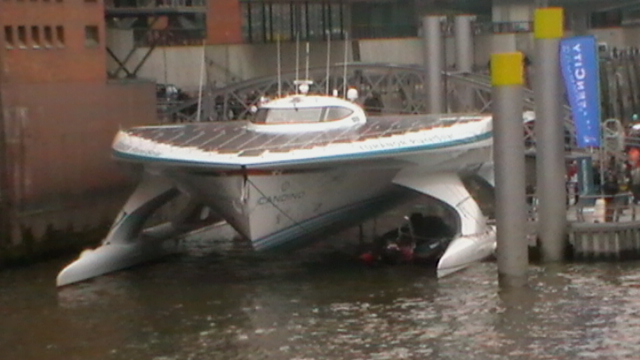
[131,43,157,77]
[107,16,160,79]
[107,47,134,78]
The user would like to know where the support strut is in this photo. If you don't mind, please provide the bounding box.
[57,172,179,286]
[393,171,496,277]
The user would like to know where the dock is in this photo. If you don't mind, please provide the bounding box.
[528,193,640,261]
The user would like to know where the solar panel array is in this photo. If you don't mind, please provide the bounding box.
[123,114,486,158]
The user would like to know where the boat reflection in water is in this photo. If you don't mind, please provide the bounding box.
[2,249,637,360]
[57,85,497,286]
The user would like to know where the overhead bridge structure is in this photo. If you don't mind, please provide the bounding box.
[164,62,575,150]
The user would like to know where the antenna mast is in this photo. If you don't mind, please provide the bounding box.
[325,31,331,95]
[343,32,349,99]
[305,42,310,82]
[295,32,300,93]
[196,39,206,122]
[277,37,282,97]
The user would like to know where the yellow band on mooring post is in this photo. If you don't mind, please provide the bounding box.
[534,7,564,39]
[491,52,524,86]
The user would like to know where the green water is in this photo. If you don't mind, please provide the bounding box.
[2,233,640,360]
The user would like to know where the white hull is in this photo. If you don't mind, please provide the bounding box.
[173,166,403,248]
[167,137,493,249]
[437,226,497,277]
[56,227,179,287]
[57,97,503,286]
[57,155,498,286]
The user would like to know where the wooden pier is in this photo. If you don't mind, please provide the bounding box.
[568,220,640,260]
[531,194,640,261]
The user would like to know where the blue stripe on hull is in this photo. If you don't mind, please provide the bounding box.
[251,189,412,251]
[113,132,492,170]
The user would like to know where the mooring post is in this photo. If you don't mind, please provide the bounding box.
[422,15,445,114]
[492,52,528,287]
[533,7,567,262]
[454,15,475,111]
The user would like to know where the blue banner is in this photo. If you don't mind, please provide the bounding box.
[560,35,602,148]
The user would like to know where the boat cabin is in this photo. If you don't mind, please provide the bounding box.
[248,94,367,132]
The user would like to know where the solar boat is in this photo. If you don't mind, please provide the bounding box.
[57,88,497,286]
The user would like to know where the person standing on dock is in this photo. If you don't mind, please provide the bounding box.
[631,168,640,204]
[602,169,620,221]
[629,147,640,203]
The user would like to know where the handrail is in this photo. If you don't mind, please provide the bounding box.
[570,192,637,223]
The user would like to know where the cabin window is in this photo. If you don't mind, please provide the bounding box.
[253,106,353,124]
[325,107,354,121]
[253,109,268,123]
[253,107,324,124]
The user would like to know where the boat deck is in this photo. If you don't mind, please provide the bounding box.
[122,114,486,157]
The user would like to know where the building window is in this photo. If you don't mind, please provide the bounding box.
[351,1,416,40]
[31,26,41,48]
[591,10,622,28]
[84,25,99,47]
[55,25,65,47]
[622,8,640,26]
[4,26,13,49]
[17,26,27,48]
[43,26,53,47]
[241,1,346,43]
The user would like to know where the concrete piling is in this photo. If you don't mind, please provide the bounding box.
[454,15,475,111]
[533,7,567,263]
[492,52,528,288]
[422,15,445,114]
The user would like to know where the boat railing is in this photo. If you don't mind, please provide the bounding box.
[570,193,639,223]
[526,192,640,224]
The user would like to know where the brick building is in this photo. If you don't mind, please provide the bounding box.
[0,0,156,261]
[1,0,638,263]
